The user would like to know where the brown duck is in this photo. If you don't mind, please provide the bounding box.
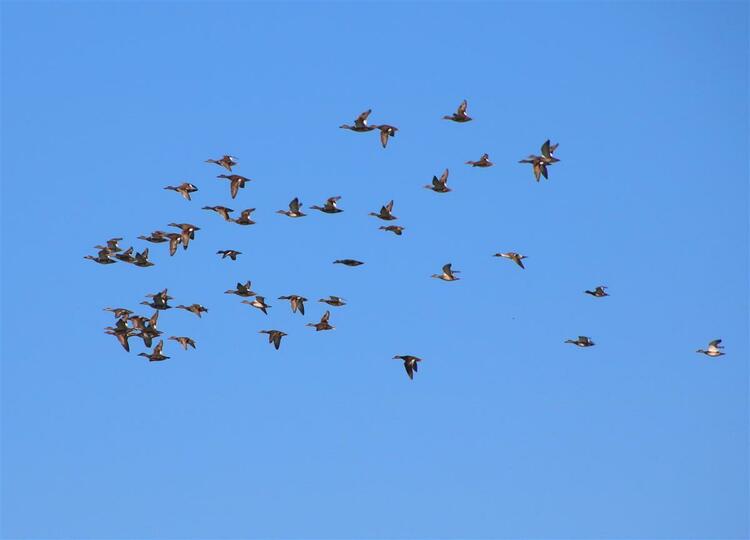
[138,340,170,362]
[519,140,559,182]
[167,223,200,250]
[217,174,251,199]
[103,307,133,319]
[136,311,162,348]
[432,263,460,281]
[259,330,287,350]
[310,196,343,214]
[340,109,376,132]
[494,252,527,269]
[379,225,405,236]
[115,247,136,263]
[104,318,134,352]
[141,288,172,310]
[393,355,422,380]
[466,153,493,167]
[425,169,451,193]
[334,259,364,267]
[176,303,208,318]
[276,198,305,218]
[318,296,346,307]
[369,200,397,220]
[278,295,307,315]
[307,310,334,331]
[164,182,198,201]
[133,248,155,267]
[205,155,237,172]
[241,296,271,315]
[373,124,398,148]
[97,238,123,253]
[202,205,234,221]
[163,233,182,256]
[169,336,196,350]
[138,230,169,244]
[585,286,609,297]
[565,336,595,347]
[232,208,256,225]
[443,99,472,122]
[696,339,725,357]
[85,248,116,265]
[217,250,242,260]
[225,281,256,297]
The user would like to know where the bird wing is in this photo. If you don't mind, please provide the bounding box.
[354,109,371,127]
[380,129,389,148]
[541,139,551,159]
[442,263,453,276]
[290,198,301,213]
[321,310,330,323]
[404,363,414,380]
[439,169,449,183]
[457,99,467,115]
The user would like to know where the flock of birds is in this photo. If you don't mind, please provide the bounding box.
[86,100,727,378]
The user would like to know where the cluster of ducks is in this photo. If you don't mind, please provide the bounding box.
[88,100,727,378]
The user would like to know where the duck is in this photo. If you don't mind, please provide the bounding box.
[373,124,398,148]
[138,340,170,362]
[104,318,134,352]
[443,99,472,122]
[340,109,376,132]
[217,174,251,199]
[232,208,256,225]
[276,198,305,218]
[466,153,493,167]
[164,182,198,201]
[696,339,725,357]
[259,330,287,350]
[167,223,200,250]
[333,259,364,267]
[425,169,451,193]
[114,247,136,263]
[132,248,155,267]
[176,303,208,318]
[169,336,196,350]
[585,286,609,297]
[217,250,242,260]
[225,281,256,297]
[540,139,560,163]
[519,140,559,181]
[278,295,307,315]
[103,307,133,319]
[494,252,527,269]
[565,336,595,347]
[205,155,237,172]
[137,230,169,243]
[379,225,405,236]
[307,310,334,331]
[318,296,346,307]
[241,296,271,315]
[136,311,162,348]
[141,288,172,310]
[85,248,116,265]
[202,205,234,221]
[98,238,123,253]
[310,196,343,214]
[393,355,422,380]
[431,263,460,281]
[164,233,182,256]
[369,200,397,220]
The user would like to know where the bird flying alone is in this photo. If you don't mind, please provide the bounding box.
[432,263,460,281]
[259,330,287,350]
[318,296,346,307]
[169,336,196,350]
[585,286,609,297]
[369,200,397,220]
[466,153,493,167]
[494,252,527,269]
[565,336,595,347]
[443,99,472,122]
[393,355,422,380]
[217,250,242,260]
[307,310,334,331]
[696,339,725,357]
[334,259,364,267]
[425,169,451,193]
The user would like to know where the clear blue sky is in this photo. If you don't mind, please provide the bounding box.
[2,2,748,538]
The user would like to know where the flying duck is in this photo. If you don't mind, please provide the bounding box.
[217,250,242,260]
[393,355,422,380]
[225,281,256,297]
[98,238,123,253]
[136,311,162,348]
[138,340,170,362]
[425,169,451,193]
[278,295,307,315]
[167,223,200,250]
[202,205,234,221]
[373,124,398,148]
[104,318,134,352]
[443,99,472,122]
[494,252,527,269]
[164,182,198,201]
[241,296,271,315]
[217,174,251,199]
[340,109,376,132]
[519,140,559,181]
[318,296,346,307]
[565,336,595,347]
[306,310,334,331]
[277,197,305,218]
[103,307,133,319]
[85,248,116,265]
[169,336,196,350]
[585,286,609,297]
[379,225,404,236]
[696,339,725,357]
[205,155,237,172]
[141,288,172,310]
[310,196,343,214]
[176,304,208,318]
[133,248,155,267]
[334,259,364,266]
[432,263,460,281]
[232,208,256,225]
[466,153,493,167]
[163,233,182,256]
[137,231,169,244]
[259,330,287,350]
[369,200,397,220]
[114,247,136,263]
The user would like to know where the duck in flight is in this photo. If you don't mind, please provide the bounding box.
[138,340,170,362]
[310,196,343,214]
[379,225,404,236]
[393,355,422,380]
[217,174,251,199]
[138,230,169,244]
[277,197,306,218]
[176,303,208,318]
[133,248,155,267]
[319,296,346,307]
[425,169,451,193]
[334,259,364,267]
[373,124,398,148]
[225,281,256,297]
[443,99,472,122]
[217,250,242,261]
[696,339,725,357]
[369,200,397,220]
[278,295,307,315]
[519,140,559,182]
[105,318,134,352]
[494,252,527,269]
[307,310,334,331]
[169,336,196,350]
[259,330,287,350]
[466,153,493,167]
[85,248,116,265]
[205,155,237,172]
[431,263,460,281]
[585,286,609,297]
[232,208,256,225]
[565,336,595,347]
[340,109,376,132]
[164,182,198,201]
[167,223,200,250]
[202,205,234,221]
[242,296,271,315]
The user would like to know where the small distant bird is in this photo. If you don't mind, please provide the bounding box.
[380,225,404,236]
[466,153,493,167]
[259,330,287,350]
[373,124,398,148]
[276,197,306,218]
[319,296,346,307]
[217,250,242,261]
[176,304,208,318]
[168,223,200,250]
[519,140,559,182]
[310,196,343,214]
[369,200,397,220]
[103,307,133,319]
[393,355,422,380]
[225,281,256,297]
[138,340,170,362]
[232,208,256,225]
[340,109,376,132]
[425,169,451,193]
[494,252,527,269]
[334,259,364,267]
[443,99,472,122]
[169,336,196,350]
[206,155,237,172]
[278,295,307,315]
[307,310,334,331]
[135,311,162,348]
[242,296,271,315]
[164,182,198,201]
[115,247,136,263]
[432,263,460,281]
[696,339,725,357]
[84,248,116,265]
[97,238,123,253]
[105,318,134,352]
[141,288,172,310]
[217,174,251,199]
[565,336,595,347]
[164,233,182,256]
[133,248,154,267]
[585,286,609,297]
[202,205,234,221]
[138,231,169,244]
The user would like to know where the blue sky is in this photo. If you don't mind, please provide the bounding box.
[1,2,747,538]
